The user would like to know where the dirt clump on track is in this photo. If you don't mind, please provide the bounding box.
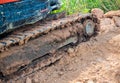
[7,10,120,83]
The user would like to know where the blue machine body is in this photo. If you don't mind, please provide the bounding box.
[0,0,61,34]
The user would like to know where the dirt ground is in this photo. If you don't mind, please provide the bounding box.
[4,9,119,83]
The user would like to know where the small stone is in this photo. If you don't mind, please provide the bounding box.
[104,10,120,18]
[58,71,64,76]
[74,59,78,63]
[68,48,74,53]
[87,80,94,83]
[76,81,83,83]
[91,8,104,19]
[68,66,74,71]
[67,48,76,57]
[26,77,32,83]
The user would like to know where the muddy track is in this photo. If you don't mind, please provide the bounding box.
[1,9,119,83]
[3,46,69,82]
[0,12,98,82]
[0,13,95,52]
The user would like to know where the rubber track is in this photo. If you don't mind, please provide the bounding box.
[3,47,70,82]
[0,13,92,52]
[0,13,97,82]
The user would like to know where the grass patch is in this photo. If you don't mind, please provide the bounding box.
[53,0,120,15]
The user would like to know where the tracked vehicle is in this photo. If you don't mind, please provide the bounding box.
[0,0,97,80]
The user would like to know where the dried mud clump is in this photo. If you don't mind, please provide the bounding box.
[95,9,120,34]
[104,10,120,27]
[99,18,116,33]
[67,48,76,57]
[104,10,120,18]
[91,8,104,19]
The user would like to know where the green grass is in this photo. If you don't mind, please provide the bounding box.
[53,0,120,15]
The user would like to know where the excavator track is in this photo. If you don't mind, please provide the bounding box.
[0,13,98,82]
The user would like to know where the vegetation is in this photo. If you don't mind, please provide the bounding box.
[53,0,120,15]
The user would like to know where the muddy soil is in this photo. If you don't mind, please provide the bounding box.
[7,10,120,83]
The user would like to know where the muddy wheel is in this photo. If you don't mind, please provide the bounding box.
[83,19,95,37]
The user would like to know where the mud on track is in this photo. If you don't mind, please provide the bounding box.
[0,12,96,78]
[1,9,120,83]
[12,10,120,83]
[12,26,120,83]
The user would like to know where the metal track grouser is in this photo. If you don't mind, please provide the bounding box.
[0,0,98,80]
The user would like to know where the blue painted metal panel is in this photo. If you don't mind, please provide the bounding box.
[0,0,61,34]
